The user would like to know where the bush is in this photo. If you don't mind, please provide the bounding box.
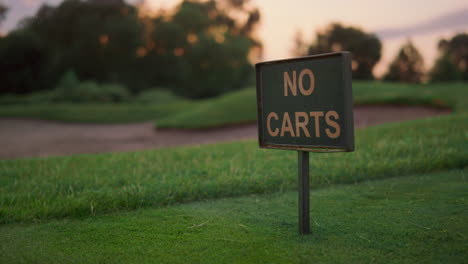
[0,91,55,105]
[52,71,130,103]
[23,91,56,104]
[0,94,28,105]
[132,88,183,104]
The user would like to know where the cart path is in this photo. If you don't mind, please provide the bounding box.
[0,105,451,159]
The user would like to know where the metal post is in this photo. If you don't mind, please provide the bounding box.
[298,151,310,234]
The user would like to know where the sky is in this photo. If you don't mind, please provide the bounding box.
[2,0,468,76]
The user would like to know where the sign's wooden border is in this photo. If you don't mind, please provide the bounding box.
[255,52,354,153]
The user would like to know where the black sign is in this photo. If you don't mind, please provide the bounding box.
[255,52,354,152]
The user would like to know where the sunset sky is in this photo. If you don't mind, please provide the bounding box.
[2,0,468,76]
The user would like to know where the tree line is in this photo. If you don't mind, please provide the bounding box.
[0,0,466,100]
[293,23,468,84]
[0,0,260,98]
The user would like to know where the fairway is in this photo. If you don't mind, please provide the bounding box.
[1,169,466,263]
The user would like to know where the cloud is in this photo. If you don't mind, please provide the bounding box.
[376,8,468,39]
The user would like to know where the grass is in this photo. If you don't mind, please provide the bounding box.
[0,113,467,223]
[352,81,466,111]
[0,168,466,263]
[0,81,467,262]
[0,82,466,127]
[0,102,191,123]
[155,87,257,129]
[155,81,467,129]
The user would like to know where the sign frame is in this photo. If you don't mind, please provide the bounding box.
[255,52,354,153]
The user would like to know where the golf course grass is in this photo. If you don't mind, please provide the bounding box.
[0,82,465,128]
[0,81,467,262]
[0,101,192,124]
[0,169,466,263]
[155,81,465,129]
[1,113,467,223]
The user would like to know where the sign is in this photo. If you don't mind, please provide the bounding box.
[255,52,355,235]
[255,52,354,152]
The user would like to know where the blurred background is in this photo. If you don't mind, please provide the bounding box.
[0,0,467,100]
[0,0,467,158]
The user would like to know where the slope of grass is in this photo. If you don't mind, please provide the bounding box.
[155,82,467,128]
[352,81,467,111]
[0,101,191,123]
[1,113,467,223]
[0,169,466,263]
[0,87,256,126]
[155,87,257,129]
[0,82,466,126]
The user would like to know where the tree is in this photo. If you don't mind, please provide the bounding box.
[0,0,261,98]
[429,54,461,82]
[0,0,147,94]
[22,0,145,90]
[306,23,382,80]
[291,30,307,57]
[430,33,468,82]
[384,40,424,83]
[0,1,7,24]
[139,0,261,98]
[0,30,50,94]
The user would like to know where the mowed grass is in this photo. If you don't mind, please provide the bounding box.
[155,87,257,128]
[0,101,191,123]
[0,169,466,263]
[0,82,466,127]
[0,113,467,223]
[0,82,467,262]
[352,81,466,111]
[155,82,467,129]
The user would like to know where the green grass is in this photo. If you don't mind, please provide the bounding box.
[1,113,467,223]
[0,81,467,262]
[0,87,256,126]
[352,81,467,111]
[1,168,466,263]
[0,101,191,123]
[155,82,467,129]
[155,87,257,129]
[0,82,468,263]
[0,82,466,127]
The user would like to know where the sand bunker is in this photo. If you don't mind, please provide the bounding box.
[0,105,451,159]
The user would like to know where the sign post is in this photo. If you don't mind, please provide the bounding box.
[298,151,310,234]
[255,52,354,235]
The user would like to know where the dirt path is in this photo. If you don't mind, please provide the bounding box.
[0,105,451,159]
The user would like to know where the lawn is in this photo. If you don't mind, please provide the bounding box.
[0,169,466,263]
[0,113,467,223]
[0,82,466,128]
[155,81,466,129]
[0,81,467,262]
[0,101,191,123]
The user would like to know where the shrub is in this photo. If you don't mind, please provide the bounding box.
[52,71,130,103]
[24,91,55,104]
[97,83,132,103]
[133,88,183,104]
[0,94,28,105]
[0,91,55,105]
